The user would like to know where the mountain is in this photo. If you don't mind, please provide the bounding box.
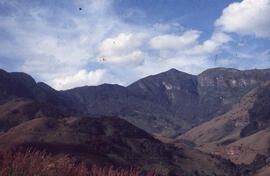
[2,67,270,175]
[1,68,270,138]
[178,81,270,165]
[0,69,70,111]
[0,94,242,175]
[124,67,270,137]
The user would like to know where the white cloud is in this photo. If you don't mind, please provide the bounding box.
[215,0,270,38]
[149,30,200,50]
[96,33,148,66]
[148,31,231,63]
[144,31,232,76]
[181,32,232,55]
[134,55,210,77]
[50,69,108,90]
[212,32,233,43]
[137,28,234,78]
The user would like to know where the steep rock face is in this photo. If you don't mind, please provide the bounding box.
[124,69,199,136]
[197,68,270,118]
[249,82,270,123]
[128,69,199,117]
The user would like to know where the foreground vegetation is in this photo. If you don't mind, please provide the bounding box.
[0,149,159,176]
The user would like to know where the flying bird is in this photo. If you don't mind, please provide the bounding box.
[79,8,82,11]
[99,57,106,62]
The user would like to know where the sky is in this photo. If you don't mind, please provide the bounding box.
[0,0,270,90]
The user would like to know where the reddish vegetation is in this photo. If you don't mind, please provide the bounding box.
[0,149,159,176]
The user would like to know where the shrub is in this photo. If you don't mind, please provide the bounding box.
[0,148,159,176]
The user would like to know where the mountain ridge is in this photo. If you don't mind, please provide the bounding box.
[1,67,270,137]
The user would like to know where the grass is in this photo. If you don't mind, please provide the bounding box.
[0,148,160,176]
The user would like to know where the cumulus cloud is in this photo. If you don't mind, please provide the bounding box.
[148,31,231,60]
[50,69,107,90]
[149,30,200,50]
[181,32,232,55]
[215,0,270,38]
[134,55,210,77]
[144,30,232,76]
[96,33,148,66]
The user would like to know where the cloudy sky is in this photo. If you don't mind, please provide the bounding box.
[0,0,270,90]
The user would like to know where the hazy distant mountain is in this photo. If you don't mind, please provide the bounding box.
[1,68,270,137]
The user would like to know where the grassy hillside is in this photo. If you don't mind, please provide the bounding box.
[0,116,242,176]
[178,81,270,165]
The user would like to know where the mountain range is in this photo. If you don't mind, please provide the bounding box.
[1,67,270,175]
[1,68,270,138]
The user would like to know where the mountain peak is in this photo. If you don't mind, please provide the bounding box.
[165,68,193,75]
[163,68,197,78]
[167,68,179,72]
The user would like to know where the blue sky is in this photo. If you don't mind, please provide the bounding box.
[0,0,270,90]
